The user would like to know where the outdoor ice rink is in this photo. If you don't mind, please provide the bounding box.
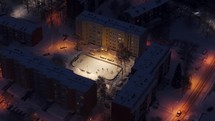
[71,54,121,80]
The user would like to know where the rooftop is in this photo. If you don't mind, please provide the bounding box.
[0,45,95,93]
[113,74,154,109]
[113,43,170,110]
[125,0,168,17]
[76,11,145,35]
[133,43,170,73]
[0,15,41,34]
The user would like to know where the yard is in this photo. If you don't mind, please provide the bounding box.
[70,54,122,81]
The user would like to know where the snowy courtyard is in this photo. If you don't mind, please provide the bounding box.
[71,54,122,81]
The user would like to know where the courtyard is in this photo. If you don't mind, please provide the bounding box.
[70,54,122,81]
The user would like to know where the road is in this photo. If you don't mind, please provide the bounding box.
[170,55,215,121]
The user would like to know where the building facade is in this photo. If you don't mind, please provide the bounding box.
[0,15,42,46]
[76,11,147,57]
[0,46,97,116]
[122,0,169,27]
[111,43,171,121]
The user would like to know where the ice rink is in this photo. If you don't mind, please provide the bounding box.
[71,54,121,80]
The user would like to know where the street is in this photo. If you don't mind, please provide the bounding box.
[170,54,215,121]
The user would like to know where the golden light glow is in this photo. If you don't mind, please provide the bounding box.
[204,54,214,65]
[190,75,200,91]
[0,95,10,111]
[42,39,76,55]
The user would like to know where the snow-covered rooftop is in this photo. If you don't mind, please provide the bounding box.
[76,11,145,35]
[133,43,170,73]
[0,45,95,93]
[125,0,168,17]
[113,43,170,110]
[113,74,154,109]
[0,15,40,34]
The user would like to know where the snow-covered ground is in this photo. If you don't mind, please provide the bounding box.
[147,15,215,121]
[199,92,215,121]
[71,54,121,80]
[0,1,135,120]
[169,17,215,50]
[1,0,215,121]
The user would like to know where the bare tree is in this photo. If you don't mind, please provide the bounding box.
[23,0,30,13]
[96,76,107,103]
[116,43,131,76]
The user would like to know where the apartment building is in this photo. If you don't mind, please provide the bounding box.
[111,43,171,121]
[0,46,96,116]
[0,15,42,46]
[76,11,146,57]
[123,0,169,26]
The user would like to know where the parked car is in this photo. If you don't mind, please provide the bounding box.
[176,110,182,117]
